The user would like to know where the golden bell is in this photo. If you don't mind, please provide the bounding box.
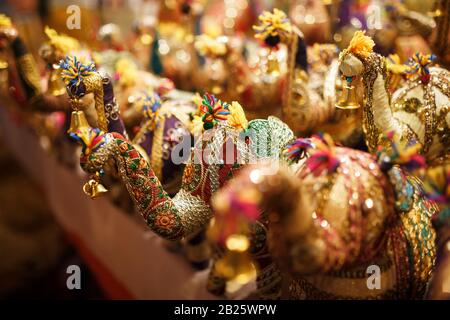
[214,234,256,290]
[215,250,256,281]
[82,178,108,199]
[0,59,8,70]
[335,79,361,110]
[0,60,8,90]
[68,110,90,134]
[267,52,280,75]
[215,250,256,294]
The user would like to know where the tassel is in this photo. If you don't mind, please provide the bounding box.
[200,93,230,130]
[135,92,162,130]
[340,30,375,60]
[60,55,96,91]
[69,127,105,156]
[301,134,340,176]
[404,52,436,84]
[376,131,426,172]
[253,9,292,46]
[283,138,313,162]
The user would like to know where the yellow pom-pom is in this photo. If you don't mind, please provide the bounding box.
[253,8,292,41]
[404,53,436,80]
[189,115,204,136]
[0,14,12,27]
[345,31,375,59]
[115,58,138,88]
[227,101,248,130]
[60,55,96,88]
[45,26,80,54]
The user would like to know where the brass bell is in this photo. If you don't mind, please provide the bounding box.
[82,178,108,199]
[267,52,280,75]
[335,76,361,110]
[0,59,8,70]
[214,234,256,293]
[0,59,8,91]
[215,250,256,281]
[68,110,90,134]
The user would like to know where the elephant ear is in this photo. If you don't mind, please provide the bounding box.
[247,116,294,159]
[268,116,295,154]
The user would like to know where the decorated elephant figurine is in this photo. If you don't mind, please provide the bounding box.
[252,9,363,146]
[419,163,450,299]
[212,134,438,299]
[60,55,128,136]
[0,15,72,113]
[339,31,450,164]
[69,93,294,295]
[128,92,193,193]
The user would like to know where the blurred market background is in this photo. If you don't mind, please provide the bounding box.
[0,136,105,299]
[0,0,447,299]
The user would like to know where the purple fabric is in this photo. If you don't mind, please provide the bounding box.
[338,1,368,30]
[354,12,368,30]
[161,115,183,183]
[139,114,189,184]
[141,130,154,157]
[103,79,127,136]
[338,0,352,28]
